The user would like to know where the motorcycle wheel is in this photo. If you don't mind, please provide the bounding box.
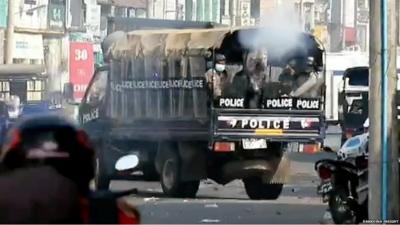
[329,188,357,224]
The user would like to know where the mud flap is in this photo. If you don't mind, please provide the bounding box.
[269,153,292,184]
[178,142,207,181]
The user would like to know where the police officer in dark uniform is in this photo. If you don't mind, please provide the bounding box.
[226,50,267,108]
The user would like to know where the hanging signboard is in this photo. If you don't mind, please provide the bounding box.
[69,42,94,101]
[48,0,65,31]
[85,0,101,36]
[240,0,251,26]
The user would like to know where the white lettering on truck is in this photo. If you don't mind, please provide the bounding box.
[82,108,99,123]
[219,98,244,108]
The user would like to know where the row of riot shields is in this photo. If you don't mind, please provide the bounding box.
[109,55,209,122]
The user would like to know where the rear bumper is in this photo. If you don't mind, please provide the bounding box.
[213,109,326,143]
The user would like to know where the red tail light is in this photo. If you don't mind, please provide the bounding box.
[5,129,21,151]
[79,198,90,224]
[214,142,235,152]
[318,166,332,180]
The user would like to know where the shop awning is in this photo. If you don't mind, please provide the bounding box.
[0,64,46,76]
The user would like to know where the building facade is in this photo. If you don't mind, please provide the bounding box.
[1,0,388,102]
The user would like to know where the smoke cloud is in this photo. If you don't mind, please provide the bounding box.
[238,5,306,60]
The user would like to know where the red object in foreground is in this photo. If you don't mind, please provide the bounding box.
[80,198,90,224]
[7,129,22,151]
[117,200,141,224]
[118,209,140,224]
[76,129,93,150]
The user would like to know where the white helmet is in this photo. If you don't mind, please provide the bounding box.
[337,132,369,160]
[363,118,369,128]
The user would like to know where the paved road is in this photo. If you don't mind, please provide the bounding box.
[114,152,337,224]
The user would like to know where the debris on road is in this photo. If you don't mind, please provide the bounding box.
[146,188,162,192]
[144,197,160,202]
[276,211,282,215]
[292,187,300,193]
[201,219,221,223]
[245,207,253,213]
[204,203,218,208]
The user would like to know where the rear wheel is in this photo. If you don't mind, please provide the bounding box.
[160,150,199,198]
[328,187,357,224]
[243,177,283,200]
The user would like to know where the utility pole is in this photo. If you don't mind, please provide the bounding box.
[5,0,15,64]
[369,0,399,220]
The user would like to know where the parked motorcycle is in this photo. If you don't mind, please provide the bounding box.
[315,132,369,224]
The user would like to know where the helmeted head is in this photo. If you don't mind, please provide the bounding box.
[0,115,95,195]
[246,49,267,73]
[214,54,226,72]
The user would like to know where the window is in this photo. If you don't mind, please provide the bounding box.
[86,70,108,106]
[0,81,10,100]
[27,80,44,101]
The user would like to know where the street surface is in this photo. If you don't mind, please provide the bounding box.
[113,152,337,224]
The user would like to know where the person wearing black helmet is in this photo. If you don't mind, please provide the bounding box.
[227,50,267,108]
[205,53,230,99]
[0,115,95,223]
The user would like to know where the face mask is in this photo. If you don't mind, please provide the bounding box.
[215,64,225,72]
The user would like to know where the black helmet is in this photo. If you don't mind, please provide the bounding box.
[215,54,226,62]
[0,115,95,194]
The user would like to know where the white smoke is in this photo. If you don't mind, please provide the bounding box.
[238,5,306,59]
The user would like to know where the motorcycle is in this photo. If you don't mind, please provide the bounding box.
[87,154,141,224]
[0,115,141,224]
[315,130,369,224]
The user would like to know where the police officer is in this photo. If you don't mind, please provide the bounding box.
[228,50,267,108]
[205,54,230,98]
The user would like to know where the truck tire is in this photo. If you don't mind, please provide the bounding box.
[243,177,283,200]
[160,150,199,198]
[94,141,112,190]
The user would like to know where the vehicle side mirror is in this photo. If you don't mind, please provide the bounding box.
[115,155,139,172]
